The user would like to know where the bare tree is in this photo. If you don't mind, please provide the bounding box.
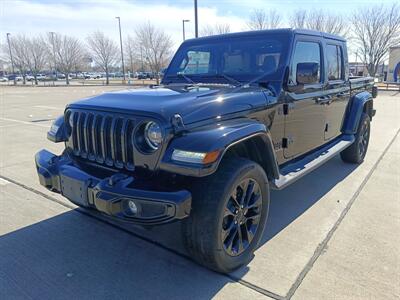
[86,31,119,84]
[124,34,140,77]
[352,4,400,76]
[50,33,84,84]
[27,36,48,85]
[290,9,348,37]
[201,23,231,36]
[5,35,30,84]
[290,10,307,29]
[135,22,174,84]
[247,9,282,30]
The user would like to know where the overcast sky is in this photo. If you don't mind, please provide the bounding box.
[0,0,395,60]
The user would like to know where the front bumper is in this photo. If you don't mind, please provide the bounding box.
[35,149,191,225]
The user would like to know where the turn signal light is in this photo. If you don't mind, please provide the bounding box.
[172,149,221,164]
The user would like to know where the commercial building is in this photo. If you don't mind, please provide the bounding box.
[388,46,400,82]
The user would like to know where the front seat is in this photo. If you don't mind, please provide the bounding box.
[261,56,277,73]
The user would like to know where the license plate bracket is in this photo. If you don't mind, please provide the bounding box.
[60,166,92,207]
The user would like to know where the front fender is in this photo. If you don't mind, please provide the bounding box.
[342,91,373,135]
[159,118,278,177]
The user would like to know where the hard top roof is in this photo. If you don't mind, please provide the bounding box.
[183,28,346,44]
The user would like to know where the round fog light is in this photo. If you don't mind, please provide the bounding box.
[128,200,138,215]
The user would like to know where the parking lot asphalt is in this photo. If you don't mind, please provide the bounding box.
[0,86,399,299]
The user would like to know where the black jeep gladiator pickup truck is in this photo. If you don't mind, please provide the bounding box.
[35,29,377,273]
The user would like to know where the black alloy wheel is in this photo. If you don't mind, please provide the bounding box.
[182,157,270,273]
[341,113,371,164]
[358,120,370,158]
[222,179,262,256]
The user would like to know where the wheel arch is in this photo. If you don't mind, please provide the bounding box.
[342,91,374,135]
[159,119,280,180]
[221,133,279,181]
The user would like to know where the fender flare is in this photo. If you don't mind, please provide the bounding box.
[342,91,373,135]
[159,119,279,178]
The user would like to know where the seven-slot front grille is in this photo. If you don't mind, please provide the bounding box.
[67,110,135,170]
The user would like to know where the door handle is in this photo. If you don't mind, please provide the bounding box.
[315,96,332,105]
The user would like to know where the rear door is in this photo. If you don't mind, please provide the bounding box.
[323,42,350,140]
[283,38,326,159]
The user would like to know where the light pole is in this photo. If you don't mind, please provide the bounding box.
[115,17,126,82]
[182,19,190,41]
[194,0,198,38]
[140,46,144,72]
[50,32,57,83]
[6,33,16,85]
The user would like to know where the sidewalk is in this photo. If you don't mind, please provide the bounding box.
[293,134,400,299]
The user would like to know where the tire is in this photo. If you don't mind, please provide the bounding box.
[182,157,270,273]
[341,113,371,164]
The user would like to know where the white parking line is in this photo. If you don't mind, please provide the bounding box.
[34,105,64,110]
[0,117,49,128]
[0,178,10,185]
[0,124,20,129]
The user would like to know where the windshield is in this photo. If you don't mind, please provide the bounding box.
[163,32,291,85]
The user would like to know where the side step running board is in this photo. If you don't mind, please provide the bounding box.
[272,135,355,190]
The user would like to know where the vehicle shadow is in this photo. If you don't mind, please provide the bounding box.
[261,155,358,244]
[0,209,236,299]
[119,155,359,253]
[0,156,359,299]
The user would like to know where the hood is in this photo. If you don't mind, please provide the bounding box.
[67,85,268,125]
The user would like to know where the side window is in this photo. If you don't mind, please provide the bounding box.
[180,50,211,74]
[326,44,343,81]
[290,41,321,85]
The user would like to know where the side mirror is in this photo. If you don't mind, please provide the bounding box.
[296,62,319,85]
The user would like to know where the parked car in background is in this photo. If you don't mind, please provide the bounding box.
[7,75,22,81]
[137,71,155,80]
[37,74,47,81]
[0,77,9,82]
[78,72,91,79]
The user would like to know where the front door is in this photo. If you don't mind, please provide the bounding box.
[283,39,326,159]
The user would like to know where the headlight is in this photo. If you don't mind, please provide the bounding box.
[144,121,162,150]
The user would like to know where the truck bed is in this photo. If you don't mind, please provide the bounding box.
[349,76,375,96]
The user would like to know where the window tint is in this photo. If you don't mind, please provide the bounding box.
[326,45,343,81]
[180,50,211,74]
[165,33,290,84]
[290,41,321,85]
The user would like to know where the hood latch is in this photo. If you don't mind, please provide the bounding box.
[171,114,185,133]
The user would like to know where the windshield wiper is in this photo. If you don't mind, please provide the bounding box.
[176,73,197,85]
[206,73,242,87]
[164,73,197,86]
[240,72,272,89]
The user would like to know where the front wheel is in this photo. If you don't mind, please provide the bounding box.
[341,113,371,164]
[182,158,270,273]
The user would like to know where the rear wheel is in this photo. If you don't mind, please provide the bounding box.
[341,113,370,164]
[182,158,269,273]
